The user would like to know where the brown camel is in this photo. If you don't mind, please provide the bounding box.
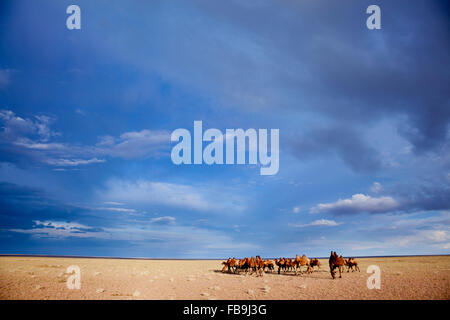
[329,251,345,279]
[293,254,312,275]
[221,257,237,273]
[236,258,249,274]
[264,260,275,272]
[345,258,360,272]
[310,258,321,271]
[274,258,286,274]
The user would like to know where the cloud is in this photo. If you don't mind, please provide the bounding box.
[310,194,399,215]
[88,1,449,158]
[150,216,176,225]
[289,126,382,172]
[99,179,245,212]
[96,207,137,214]
[0,181,43,202]
[314,178,450,217]
[0,110,57,142]
[289,219,341,228]
[6,219,259,257]
[370,182,383,194]
[0,110,170,167]
[103,201,124,206]
[8,220,99,239]
[393,179,450,213]
[33,220,91,230]
[0,69,15,87]
[45,158,106,166]
[96,129,169,159]
[386,229,450,248]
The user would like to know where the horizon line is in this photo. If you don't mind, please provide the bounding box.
[1,253,449,260]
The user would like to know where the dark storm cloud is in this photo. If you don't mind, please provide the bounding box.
[160,0,449,158]
[2,1,448,173]
[0,182,89,229]
[80,0,447,172]
[288,126,382,172]
[0,182,43,202]
[393,179,450,213]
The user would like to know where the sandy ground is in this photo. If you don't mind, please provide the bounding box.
[0,256,449,300]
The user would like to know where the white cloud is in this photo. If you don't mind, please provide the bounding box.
[45,158,106,166]
[370,182,383,193]
[13,139,67,150]
[99,179,245,212]
[33,220,90,230]
[0,110,170,167]
[96,207,137,213]
[386,229,450,247]
[8,220,98,239]
[96,129,169,159]
[150,216,176,225]
[0,110,57,142]
[292,206,301,213]
[289,219,341,228]
[103,201,124,206]
[310,193,399,214]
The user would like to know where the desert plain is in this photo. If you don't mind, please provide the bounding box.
[0,255,449,300]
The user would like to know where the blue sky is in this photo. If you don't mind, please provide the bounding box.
[0,0,449,258]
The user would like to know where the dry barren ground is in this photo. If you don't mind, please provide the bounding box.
[0,256,449,300]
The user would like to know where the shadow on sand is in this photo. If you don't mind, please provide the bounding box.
[212,269,329,277]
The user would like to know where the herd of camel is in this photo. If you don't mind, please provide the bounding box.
[221,251,360,279]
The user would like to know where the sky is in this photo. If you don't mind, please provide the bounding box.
[0,0,449,258]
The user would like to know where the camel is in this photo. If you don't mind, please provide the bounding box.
[248,256,257,274]
[236,258,249,274]
[255,256,265,276]
[274,258,287,274]
[221,257,237,273]
[221,258,230,273]
[285,258,295,272]
[310,258,321,271]
[264,260,274,272]
[345,258,360,272]
[293,254,312,275]
[274,258,280,274]
[329,251,345,279]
